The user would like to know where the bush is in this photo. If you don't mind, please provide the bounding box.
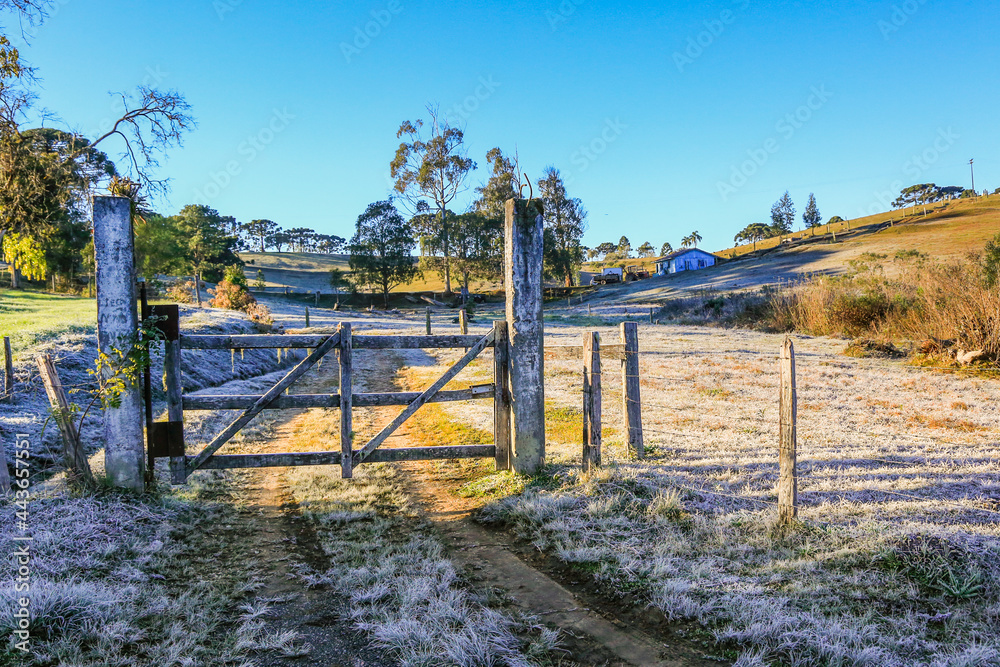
[166,280,195,303]
[209,279,257,312]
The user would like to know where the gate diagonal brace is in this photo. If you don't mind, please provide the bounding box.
[186,331,341,474]
[354,329,496,465]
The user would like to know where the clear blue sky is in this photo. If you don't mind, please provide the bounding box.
[9,0,999,252]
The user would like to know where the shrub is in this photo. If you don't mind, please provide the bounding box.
[166,280,195,303]
[244,302,273,325]
[209,279,257,312]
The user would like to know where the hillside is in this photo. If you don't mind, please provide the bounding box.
[238,251,502,295]
[587,194,1000,303]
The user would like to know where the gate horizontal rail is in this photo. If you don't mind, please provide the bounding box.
[181,333,489,349]
[193,445,496,469]
[183,386,494,410]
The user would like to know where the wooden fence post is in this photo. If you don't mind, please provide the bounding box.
[164,337,186,484]
[0,444,8,492]
[459,308,468,335]
[493,320,511,471]
[305,307,310,328]
[426,307,432,335]
[620,322,644,458]
[93,195,144,491]
[505,198,546,474]
[582,331,602,471]
[2,336,12,402]
[779,337,798,524]
[36,354,94,485]
[339,322,353,478]
[315,290,320,307]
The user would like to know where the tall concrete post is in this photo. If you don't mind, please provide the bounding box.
[93,196,145,491]
[504,198,545,474]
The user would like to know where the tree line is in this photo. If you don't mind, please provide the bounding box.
[586,230,702,263]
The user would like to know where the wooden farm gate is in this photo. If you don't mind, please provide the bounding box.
[146,308,512,484]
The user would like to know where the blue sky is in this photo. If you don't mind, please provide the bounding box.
[9,0,998,252]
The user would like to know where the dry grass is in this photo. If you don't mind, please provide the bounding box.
[417,319,1000,665]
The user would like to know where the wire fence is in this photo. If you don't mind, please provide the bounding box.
[629,343,1000,524]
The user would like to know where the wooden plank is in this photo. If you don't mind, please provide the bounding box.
[36,354,94,485]
[493,321,511,471]
[163,339,186,484]
[582,332,602,471]
[620,322,644,458]
[180,333,488,350]
[339,323,353,478]
[778,337,798,524]
[355,329,496,464]
[186,332,341,473]
[545,344,625,361]
[183,387,494,410]
[2,336,12,401]
[192,445,495,470]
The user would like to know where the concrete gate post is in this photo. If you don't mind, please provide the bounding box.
[93,196,145,491]
[504,198,545,474]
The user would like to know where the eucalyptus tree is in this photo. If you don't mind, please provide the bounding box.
[348,200,419,307]
[537,167,587,287]
[390,106,476,294]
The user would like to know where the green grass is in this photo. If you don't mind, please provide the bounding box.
[0,289,97,355]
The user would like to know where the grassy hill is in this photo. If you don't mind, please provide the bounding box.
[239,251,502,295]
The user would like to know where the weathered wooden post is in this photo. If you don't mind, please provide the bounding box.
[588,303,592,316]
[425,307,432,335]
[339,322,353,478]
[493,320,511,471]
[164,333,185,485]
[779,337,798,524]
[505,198,546,474]
[582,331,601,471]
[315,290,320,307]
[93,195,144,491]
[305,307,310,328]
[459,308,468,335]
[2,336,12,401]
[37,354,94,485]
[620,322,644,458]
[649,307,654,324]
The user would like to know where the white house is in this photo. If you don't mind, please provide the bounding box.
[654,248,719,275]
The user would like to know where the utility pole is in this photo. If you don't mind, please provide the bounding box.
[970,159,975,194]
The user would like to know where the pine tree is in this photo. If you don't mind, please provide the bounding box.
[802,193,822,228]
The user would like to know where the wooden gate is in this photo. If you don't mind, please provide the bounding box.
[147,311,511,484]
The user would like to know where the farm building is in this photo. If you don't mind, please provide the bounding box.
[654,248,719,275]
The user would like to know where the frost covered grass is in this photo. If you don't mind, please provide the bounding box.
[0,477,303,665]
[286,463,562,666]
[0,304,298,472]
[421,320,1000,665]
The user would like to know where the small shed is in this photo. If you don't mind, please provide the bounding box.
[654,248,719,275]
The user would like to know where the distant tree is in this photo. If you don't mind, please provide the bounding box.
[175,205,241,307]
[241,219,279,253]
[681,231,702,248]
[348,200,419,307]
[285,227,314,252]
[636,241,655,258]
[770,191,796,235]
[472,147,520,219]
[451,211,503,293]
[827,216,845,225]
[390,106,476,294]
[893,184,939,215]
[253,268,266,291]
[617,236,632,258]
[960,189,977,199]
[538,167,587,286]
[268,230,290,252]
[802,193,822,228]
[135,213,186,277]
[939,186,963,199]
[982,233,1000,289]
[734,223,771,251]
[660,242,673,256]
[595,242,616,260]
[329,267,350,305]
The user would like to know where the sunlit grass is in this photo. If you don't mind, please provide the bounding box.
[0,289,96,355]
